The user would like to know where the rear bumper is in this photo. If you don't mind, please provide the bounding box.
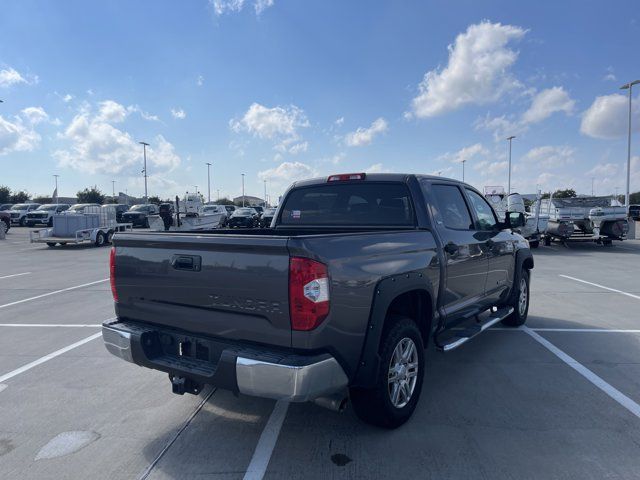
[102,319,348,402]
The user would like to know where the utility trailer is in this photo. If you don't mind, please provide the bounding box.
[539,196,628,246]
[30,205,132,247]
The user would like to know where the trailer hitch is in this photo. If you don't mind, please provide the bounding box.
[169,375,202,396]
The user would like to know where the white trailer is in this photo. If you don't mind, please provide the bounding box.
[30,205,132,247]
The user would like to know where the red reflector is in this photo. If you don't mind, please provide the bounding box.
[327,173,366,182]
[109,247,118,302]
[289,257,330,331]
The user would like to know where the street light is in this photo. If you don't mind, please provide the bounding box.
[206,162,212,203]
[53,175,59,203]
[139,141,150,203]
[506,136,516,194]
[620,80,640,211]
[241,174,245,207]
[461,159,467,183]
[112,180,116,201]
[263,179,268,207]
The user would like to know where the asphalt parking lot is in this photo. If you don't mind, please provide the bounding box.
[1,227,640,480]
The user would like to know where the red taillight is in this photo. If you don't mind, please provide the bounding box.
[289,257,330,331]
[327,173,366,182]
[109,247,118,302]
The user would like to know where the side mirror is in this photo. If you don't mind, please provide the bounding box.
[506,212,526,229]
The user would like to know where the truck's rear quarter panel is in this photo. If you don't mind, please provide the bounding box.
[114,233,292,347]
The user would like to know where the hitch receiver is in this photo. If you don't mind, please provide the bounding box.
[170,375,202,396]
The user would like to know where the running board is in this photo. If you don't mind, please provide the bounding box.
[436,307,514,352]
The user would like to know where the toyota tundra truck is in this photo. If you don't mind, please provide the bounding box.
[103,173,533,428]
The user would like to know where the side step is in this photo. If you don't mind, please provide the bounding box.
[436,306,514,352]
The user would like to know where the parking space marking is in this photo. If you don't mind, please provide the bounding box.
[560,274,640,300]
[0,278,108,309]
[243,400,290,480]
[138,387,216,480]
[0,272,31,280]
[528,328,640,333]
[0,332,102,384]
[523,326,640,420]
[0,324,102,327]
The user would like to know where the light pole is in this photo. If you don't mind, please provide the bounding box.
[461,159,466,182]
[112,180,116,201]
[217,189,220,201]
[206,162,212,203]
[620,80,640,211]
[139,141,150,202]
[53,175,59,203]
[193,186,198,195]
[263,179,267,206]
[591,177,595,197]
[241,174,245,206]
[506,136,516,194]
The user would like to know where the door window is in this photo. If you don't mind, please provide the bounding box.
[465,189,498,231]
[430,185,473,230]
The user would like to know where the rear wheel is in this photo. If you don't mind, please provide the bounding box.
[46,242,57,248]
[350,318,424,429]
[19,217,25,227]
[94,232,106,247]
[544,236,551,246]
[47,218,53,227]
[106,230,114,243]
[502,269,530,327]
[529,239,539,248]
[2,219,9,233]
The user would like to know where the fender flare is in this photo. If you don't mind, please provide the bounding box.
[508,248,534,303]
[351,272,435,388]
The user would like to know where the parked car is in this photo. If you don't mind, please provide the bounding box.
[0,211,10,233]
[201,204,229,226]
[0,204,14,212]
[113,204,130,223]
[8,203,41,226]
[121,204,159,228]
[260,207,277,227]
[25,204,70,227]
[629,205,640,221]
[227,207,259,228]
[103,172,533,428]
[64,203,101,214]
[223,205,236,215]
[252,205,264,216]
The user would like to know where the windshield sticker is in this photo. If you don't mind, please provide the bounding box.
[291,210,301,219]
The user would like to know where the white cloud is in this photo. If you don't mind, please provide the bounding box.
[438,143,488,164]
[63,94,73,103]
[603,66,617,82]
[334,117,344,126]
[0,67,33,88]
[409,21,526,118]
[171,108,186,120]
[128,105,160,122]
[580,93,640,139]
[21,107,49,125]
[97,100,128,123]
[521,87,575,124]
[521,145,575,169]
[231,102,309,153]
[477,86,575,140]
[54,101,181,175]
[344,117,388,147]
[258,161,317,189]
[210,0,274,15]
[586,162,619,177]
[0,115,41,155]
[365,163,392,174]
[196,75,204,87]
[287,141,308,155]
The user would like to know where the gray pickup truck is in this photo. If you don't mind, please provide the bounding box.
[103,173,533,428]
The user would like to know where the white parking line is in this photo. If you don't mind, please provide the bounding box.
[243,400,290,480]
[0,324,102,328]
[0,278,108,309]
[523,326,640,420]
[560,274,640,300]
[0,272,31,280]
[0,332,102,384]
[528,328,640,333]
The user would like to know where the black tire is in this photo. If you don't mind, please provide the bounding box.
[602,239,613,246]
[48,218,53,227]
[106,230,114,244]
[544,236,551,246]
[144,218,150,228]
[2,219,9,233]
[529,240,539,249]
[350,318,425,429]
[94,232,105,247]
[46,242,57,248]
[502,269,530,327]
[19,217,25,227]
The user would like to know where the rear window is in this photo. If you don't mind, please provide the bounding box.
[279,183,415,226]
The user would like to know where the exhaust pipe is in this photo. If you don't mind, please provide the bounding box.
[313,392,348,412]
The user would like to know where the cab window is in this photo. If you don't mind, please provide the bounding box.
[465,189,498,231]
[430,184,473,230]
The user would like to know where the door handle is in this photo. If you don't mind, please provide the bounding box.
[171,255,202,272]
[444,242,459,255]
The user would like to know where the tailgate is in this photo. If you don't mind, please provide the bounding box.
[113,232,292,347]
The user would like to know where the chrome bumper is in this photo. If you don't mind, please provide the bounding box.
[102,323,348,403]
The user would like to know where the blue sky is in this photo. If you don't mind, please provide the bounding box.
[0,0,639,202]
